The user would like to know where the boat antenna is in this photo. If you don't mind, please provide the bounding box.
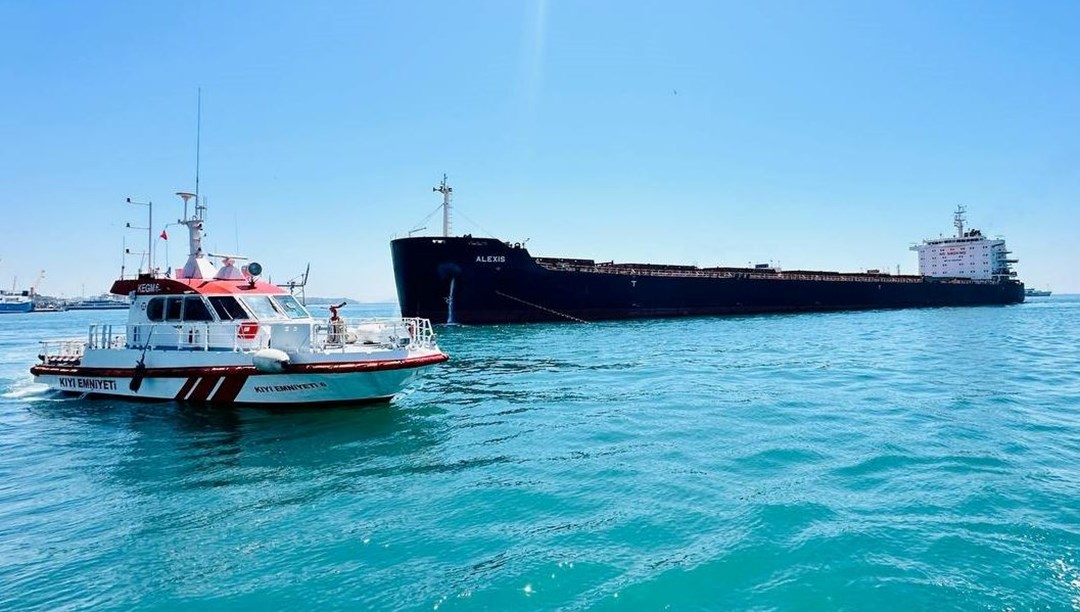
[954,204,966,237]
[434,174,453,237]
[276,263,311,305]
[195,87,202,202]
[125,197,153,274]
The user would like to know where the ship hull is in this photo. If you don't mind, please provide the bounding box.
[392,237,1026,324]
[0,301,33,313]
[31,353,448,405]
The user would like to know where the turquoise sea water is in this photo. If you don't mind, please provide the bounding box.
[1,299,1078,610]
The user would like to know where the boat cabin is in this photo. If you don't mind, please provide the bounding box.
[107,276,322,352]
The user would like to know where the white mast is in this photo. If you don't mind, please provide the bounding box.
[175,191,216,279]
[174,90,217,280]
[194,88,201,204]
[954,204,967,237]
[434,174,453,237]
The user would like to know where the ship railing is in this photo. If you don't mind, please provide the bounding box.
[38,324,126,363]
[37,337,89,362]
[122,322,273,352]
[55,319,438,356]
[535,261,936,283]
[313,317,437,352]
[86,324,127,350]
[532,260,1021,284]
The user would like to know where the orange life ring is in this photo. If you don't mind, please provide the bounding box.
[237,321,259,340]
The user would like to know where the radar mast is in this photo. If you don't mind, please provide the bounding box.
[954,205,967,237]
[434,174,453,237]
[175,191,215,279]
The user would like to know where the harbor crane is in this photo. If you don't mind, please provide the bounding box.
[31,270,45,296]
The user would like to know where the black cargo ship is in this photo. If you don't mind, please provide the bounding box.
[391,181,1024,324]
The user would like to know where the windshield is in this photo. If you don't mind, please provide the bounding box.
[208,296,250,321]
[241,296,284,320]
[272,295,310,319]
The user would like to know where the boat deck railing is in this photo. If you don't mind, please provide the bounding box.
[534,261,1001,285]
[37,317,438,361]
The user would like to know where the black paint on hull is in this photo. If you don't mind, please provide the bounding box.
[391,237,1026,324]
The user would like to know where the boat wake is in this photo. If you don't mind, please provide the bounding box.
[1,378,53,400]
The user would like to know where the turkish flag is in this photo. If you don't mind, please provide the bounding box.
[160,229,168,240]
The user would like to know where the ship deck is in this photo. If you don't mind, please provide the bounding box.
[533,257,999,285]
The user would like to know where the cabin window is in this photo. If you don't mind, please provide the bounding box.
[208,296,250,321]
[165,297,183,322]
[272,295,309,319]
[183,297,214,322]
[146,297,165,322]
[241,296,284,320]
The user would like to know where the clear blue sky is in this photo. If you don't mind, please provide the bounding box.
[1,0,1077,299]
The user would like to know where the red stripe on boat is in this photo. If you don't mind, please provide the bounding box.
[211,375,248,403]
[189,376,221,402]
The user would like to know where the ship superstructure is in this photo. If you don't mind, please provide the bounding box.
[910,206,1017,281]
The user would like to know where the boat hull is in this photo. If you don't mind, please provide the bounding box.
[392,236,1026,324]
[0,302,33,313]
[31,353,448,405]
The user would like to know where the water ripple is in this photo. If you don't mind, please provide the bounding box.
[1,301,1080,609]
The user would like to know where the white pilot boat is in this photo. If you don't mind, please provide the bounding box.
[31,192,448,405]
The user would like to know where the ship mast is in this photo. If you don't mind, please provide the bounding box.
[174,90,217,280]
[954,204,967,237]
[175,191,216,279]
[194,88,201,204]
[434,174,453,237]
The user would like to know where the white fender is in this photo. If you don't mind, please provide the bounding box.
[253,348,290,373]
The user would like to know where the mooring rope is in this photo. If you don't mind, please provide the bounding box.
[494,291,590,324]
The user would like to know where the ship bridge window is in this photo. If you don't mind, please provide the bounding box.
[272,295,309,319]
[183,296,214,322]
[208,296,250,321]
[157,297,183,322]
[146,297,165,322]
[241,296,285,320]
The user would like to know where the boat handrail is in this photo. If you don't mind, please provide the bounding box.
[531,260,1006,284]
[316,317,437,351]
[37,337,89,361]
[38,317,438,358]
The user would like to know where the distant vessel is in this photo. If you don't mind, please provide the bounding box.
[1025,288,1052,297]
[31,302,65,313]
[32,191,447,405]
[65,295,130,310]
[392,182,1025,324]
[1,270,43,313]
[0,291,33,314]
